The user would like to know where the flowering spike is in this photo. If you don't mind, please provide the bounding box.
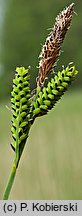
[33,65,78,117]
[37,3,74,87]
[11,67,31,157]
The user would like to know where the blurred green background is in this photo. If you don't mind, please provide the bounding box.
[0,0,82,199]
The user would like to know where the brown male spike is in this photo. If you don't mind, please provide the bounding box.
[37,3,75,87]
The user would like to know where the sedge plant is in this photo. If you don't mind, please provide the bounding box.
[3,3,78,199]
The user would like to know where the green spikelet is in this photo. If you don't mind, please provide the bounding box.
[11,67,31,157]
[33,65,78,118]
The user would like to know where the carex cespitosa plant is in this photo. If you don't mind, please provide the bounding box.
[3,3,78,199]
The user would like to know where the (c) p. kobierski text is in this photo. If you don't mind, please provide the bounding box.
[32,202,77,212]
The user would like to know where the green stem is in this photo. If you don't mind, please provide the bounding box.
[3,159,18,200]
[3,109,20,200]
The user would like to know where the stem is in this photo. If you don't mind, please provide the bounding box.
[3,109,20,200]
[3,159,18,200]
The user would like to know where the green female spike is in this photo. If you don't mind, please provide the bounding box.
[32,65,78,118]
[11,67,31,158]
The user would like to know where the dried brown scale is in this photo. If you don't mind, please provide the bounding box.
[37,3,74,87]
